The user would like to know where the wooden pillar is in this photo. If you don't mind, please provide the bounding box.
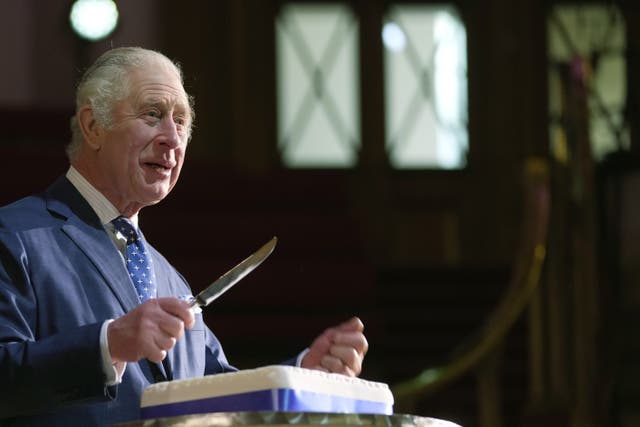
[477,349,504,427]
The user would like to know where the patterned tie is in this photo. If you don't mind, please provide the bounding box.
[111,216,157,303]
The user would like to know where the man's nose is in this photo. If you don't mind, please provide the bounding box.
[158,117,181,148]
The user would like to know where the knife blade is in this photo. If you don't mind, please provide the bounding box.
[188,237,277,311]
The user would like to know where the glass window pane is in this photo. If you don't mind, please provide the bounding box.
[276,3,360,168]
[383,4,468,169]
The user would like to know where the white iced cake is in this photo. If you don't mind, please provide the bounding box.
[140,366,394,419]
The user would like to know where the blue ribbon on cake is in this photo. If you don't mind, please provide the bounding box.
[141,388,393,419]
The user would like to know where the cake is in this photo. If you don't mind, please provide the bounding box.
[140,366,394,419]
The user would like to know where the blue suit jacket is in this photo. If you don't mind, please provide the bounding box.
[0,176,237,426]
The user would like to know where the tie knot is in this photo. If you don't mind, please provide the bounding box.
[111,216,139,245]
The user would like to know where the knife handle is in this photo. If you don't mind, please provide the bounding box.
[186,297,203,313]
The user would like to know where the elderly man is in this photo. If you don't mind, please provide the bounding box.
[0,47,367,426]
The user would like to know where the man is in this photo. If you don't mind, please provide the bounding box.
[0,47,368,426]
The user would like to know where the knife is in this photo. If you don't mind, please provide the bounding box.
[188,237,277,312]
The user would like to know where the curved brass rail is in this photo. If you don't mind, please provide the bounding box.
[392,157,550,411]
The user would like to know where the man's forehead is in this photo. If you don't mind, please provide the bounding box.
[129,68,189,107]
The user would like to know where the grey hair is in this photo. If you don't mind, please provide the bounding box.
[67,47,194,160]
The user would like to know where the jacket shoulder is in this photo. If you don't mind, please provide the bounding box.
[0,193,55,232]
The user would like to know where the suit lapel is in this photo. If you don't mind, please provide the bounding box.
[144,241,178,299]
[45,176,140,313]
[63,220,140,312]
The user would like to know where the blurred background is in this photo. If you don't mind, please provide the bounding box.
[1,1,639,426]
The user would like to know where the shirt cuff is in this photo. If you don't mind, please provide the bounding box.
[100,319,126,386]
[295,348,310,367]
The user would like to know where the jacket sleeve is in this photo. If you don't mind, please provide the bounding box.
[203,325,238,375]
[0,231,112,419]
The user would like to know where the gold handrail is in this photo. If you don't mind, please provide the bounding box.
[392,157,550,412]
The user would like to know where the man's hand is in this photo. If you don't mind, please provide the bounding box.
[301,317,368,377]
[107,298,195,363]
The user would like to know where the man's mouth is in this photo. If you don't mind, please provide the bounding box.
[144,161,174,175]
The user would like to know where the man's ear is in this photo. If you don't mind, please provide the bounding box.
[77,105,104,151]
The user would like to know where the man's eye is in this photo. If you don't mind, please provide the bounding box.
[146,110,161,119]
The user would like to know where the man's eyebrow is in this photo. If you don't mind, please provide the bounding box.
[139,97,168,108]
[140,96,189,113]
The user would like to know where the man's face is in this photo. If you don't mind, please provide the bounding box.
[92,60,192,214]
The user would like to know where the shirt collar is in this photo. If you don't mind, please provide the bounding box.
[66,166,139,228]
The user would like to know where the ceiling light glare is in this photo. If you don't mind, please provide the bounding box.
[70,0,119,42]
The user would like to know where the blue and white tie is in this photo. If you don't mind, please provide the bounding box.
[111,216,157,303]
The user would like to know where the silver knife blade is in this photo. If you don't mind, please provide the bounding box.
[189,236,277,310]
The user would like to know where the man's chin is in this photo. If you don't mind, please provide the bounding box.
[138,188,171,207]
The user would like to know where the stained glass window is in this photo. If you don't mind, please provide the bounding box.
[276,3,360,168]
[275,3,468,169]
[548,4,628,161]
[383,4,468,169]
